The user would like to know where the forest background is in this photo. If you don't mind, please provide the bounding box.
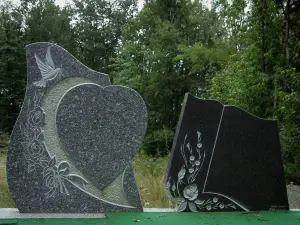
[0,0,300,206]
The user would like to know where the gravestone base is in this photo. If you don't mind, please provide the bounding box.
[0,208,299,225]
[0,208,106,219]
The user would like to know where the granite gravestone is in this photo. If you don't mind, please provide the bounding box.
[164,93,289,212]
[7,42,147,213]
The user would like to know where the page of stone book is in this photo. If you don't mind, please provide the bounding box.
[164,93,289,212]
[6,42,147,213]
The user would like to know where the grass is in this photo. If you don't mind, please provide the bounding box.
[0,142,172,208]
[133,151,173,208]
[0,150,15,208]
[0,132,15,207]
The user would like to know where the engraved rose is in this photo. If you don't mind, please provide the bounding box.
[28,139,44,159]
[29,106,44,126]
[183,183,198,201]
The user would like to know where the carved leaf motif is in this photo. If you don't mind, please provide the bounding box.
[43,167,53,178]
[46,175,54,187]
[33,92,38,103]
[46,187,56,198]
[188,202,198,212]
[165,187,173,198]
[195,199,205,205]
[186,142,190,150]
[40,159,49,167]
[48,156,56,167]
[172,183,176,192]
[230,205,237,209]
[58,178,69,195]
[176,200,187,212]
[178,166,186,180]
[21,141,29,149]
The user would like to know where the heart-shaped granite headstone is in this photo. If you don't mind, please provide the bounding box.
[56,83,147,189]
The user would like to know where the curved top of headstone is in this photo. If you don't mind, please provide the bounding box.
[6,42,146,213]
[25,42,111,88]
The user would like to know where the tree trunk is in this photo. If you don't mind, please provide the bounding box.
[261,0,268,73]
[285,0,290,65]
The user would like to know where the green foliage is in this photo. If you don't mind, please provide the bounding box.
[72,0,137,73]
[210,45,273,117]
[112,6,184,155]
[0,1,26,132]
[209,0,300,183]
[112,1,225,155]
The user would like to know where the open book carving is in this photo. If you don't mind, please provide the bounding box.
[165,93,289,212]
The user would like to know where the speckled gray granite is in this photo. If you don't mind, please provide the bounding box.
[6,42,147,213]
[0,208,178,219]
[0,208,106,218]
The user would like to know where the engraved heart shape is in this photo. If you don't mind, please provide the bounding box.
[56,83,147,189]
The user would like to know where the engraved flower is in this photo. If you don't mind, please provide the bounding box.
[28,139,43,154]
[195,160,200,166]
[188,167,194,173]
[213,197,218,203]
[29,106,45,126]
[169,183,200,212]
[189,155,195,161]
[183,183,198,201]
[206,204,212,211]
[197,143,202,148]
[27,140,46,163]
[219,203,224,209]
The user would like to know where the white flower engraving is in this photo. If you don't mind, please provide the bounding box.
[165,130,240,212]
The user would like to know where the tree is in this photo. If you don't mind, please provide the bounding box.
[112,1,225,155]
[71,0,137,74]
[0,1,26,132]
[209,0,300,183]
[24,0,76,53]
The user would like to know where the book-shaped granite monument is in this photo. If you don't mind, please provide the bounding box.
[165,93,288,212]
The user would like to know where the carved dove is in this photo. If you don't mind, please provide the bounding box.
[34,47,61,87]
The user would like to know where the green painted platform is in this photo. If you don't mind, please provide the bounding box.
[0,211,300,225]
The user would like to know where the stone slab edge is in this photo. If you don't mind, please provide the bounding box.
[1,208,300,219]
[0,208,177,219]
[0,208,105,219]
